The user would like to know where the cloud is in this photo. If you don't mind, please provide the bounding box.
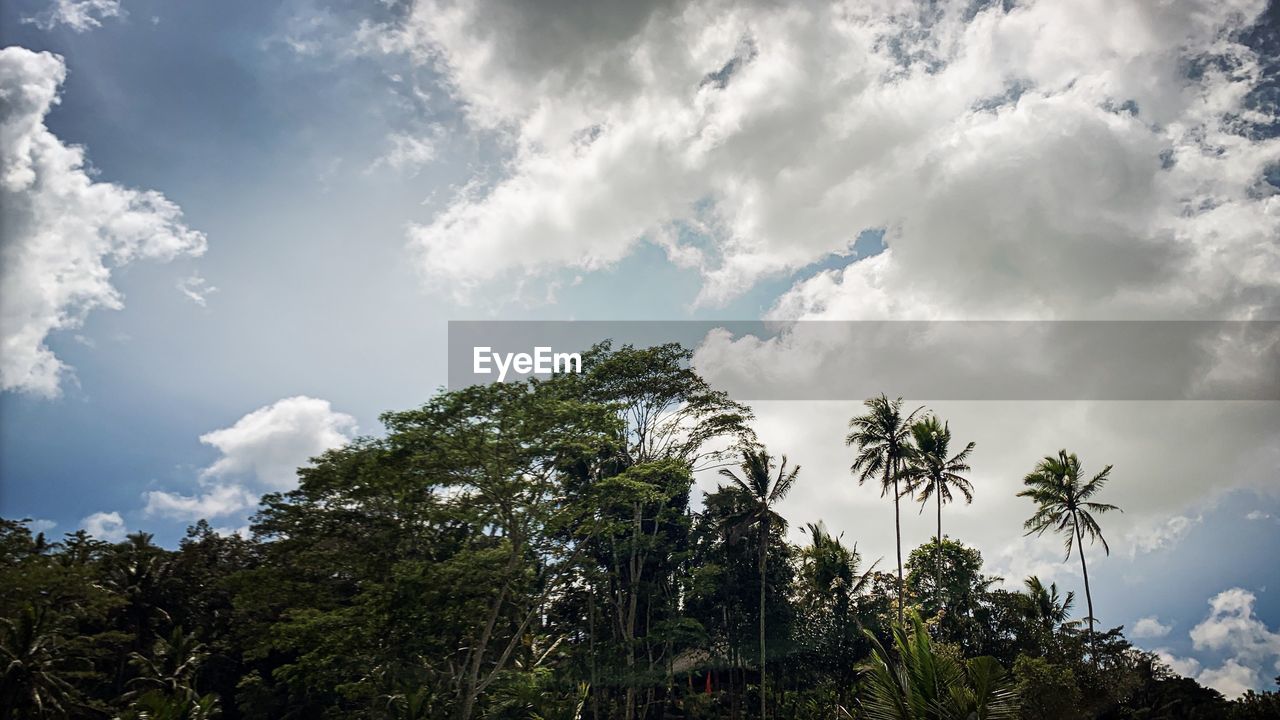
[1155,649,1202,680]
[1132,616,1173,639]
[23,0,124,33]
[144,396,357,520]
[1125,515,1202,557]
[80,511,125,542]
[1185,587,1280,698]
[176,273,218,307]
[143,483,258,520]
[0,47,207,397]
[1246,510,1273,521]
[353,0,1278,312]
[368,129,439,175]
[1198,659,1263,699]
[26,518,57,534]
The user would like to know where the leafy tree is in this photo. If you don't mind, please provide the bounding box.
[1017,450,1121,653]
[904,539,996,656]
[1012,655,1084,720]
[905,415,975,610]
[847,395,923,625]
[717,448,800,720]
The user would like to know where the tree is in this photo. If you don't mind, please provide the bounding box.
[1012,655,1084,720]
[859,611,1018,720]
[847,395,923,625]
[1017,450,1120,656]
[904,539,996,656]
[0,604,80,719]
[718,448,800,720]
[797,522,876,709]
[905,415,975,611]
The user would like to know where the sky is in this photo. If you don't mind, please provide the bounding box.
[2,0,1280,699]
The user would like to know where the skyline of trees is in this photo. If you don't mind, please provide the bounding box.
[2,342,1275,719]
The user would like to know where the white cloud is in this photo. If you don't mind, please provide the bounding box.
[1198,659,1261,700]
[1185,587,1280,698]
[23,0,124,33]
[80,510,126,542]
[176,273,218,307]
[368,129,438,175]
[0,47,207,397]
[144,396,357,520]
[1125,515,1202,557]
[1155,649,1202,680]
[1246,510,1272,521]
[1132,616,1172,639]
[143,483,258,520]
[354,0,1278,313]
[198,396,358,489]
[26,518,57,534]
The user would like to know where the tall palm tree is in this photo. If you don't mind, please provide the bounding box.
[847,394,923,624]
[719,447,800,720]
[1018,450,1120,652]
[906,415,975,611]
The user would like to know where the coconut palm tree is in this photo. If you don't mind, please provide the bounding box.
[719,447,800,720]
[0,604,80,719]
[906,415,975,611]
[847,394,923,624]
[1018,450,1120,653]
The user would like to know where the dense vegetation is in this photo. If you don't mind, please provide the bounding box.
[3,343,1278,719]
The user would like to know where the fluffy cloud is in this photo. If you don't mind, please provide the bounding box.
[80,510,126,542]
[0,47,207,396]
[357,0,1278,313]
[23,0,124,33]
[1198,659,1263,699]
[1157,584,1280,696]
[1132,616,1173,640]
[144,396,357,520]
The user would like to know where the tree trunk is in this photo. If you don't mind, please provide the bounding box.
[1073,514,1097,660]
[935,475,943,611]
[891,460,903,626]
[759,522,768,720]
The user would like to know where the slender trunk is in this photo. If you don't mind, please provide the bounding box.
[1073,514,1097,660]
[935,475,943,611]
[759,521,768,720]
[891,460,903,626]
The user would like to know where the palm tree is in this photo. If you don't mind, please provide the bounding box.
[719,447,800,720]
[0,604,79,719]
[860,611,1018,719]
[1022,576,1077,633]
[847,394,923,624]
[906,415,975,611]
[1019,576,1079,657]
[1018,450,1120,654]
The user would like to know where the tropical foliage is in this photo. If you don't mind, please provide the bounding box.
[2,343,1272,719]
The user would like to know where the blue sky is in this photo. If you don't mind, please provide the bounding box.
[2,0,1279,698]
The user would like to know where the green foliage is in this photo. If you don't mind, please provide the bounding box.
[2,375,1262,720]
[1013,656,1084,720]
[859,611,1018,720]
